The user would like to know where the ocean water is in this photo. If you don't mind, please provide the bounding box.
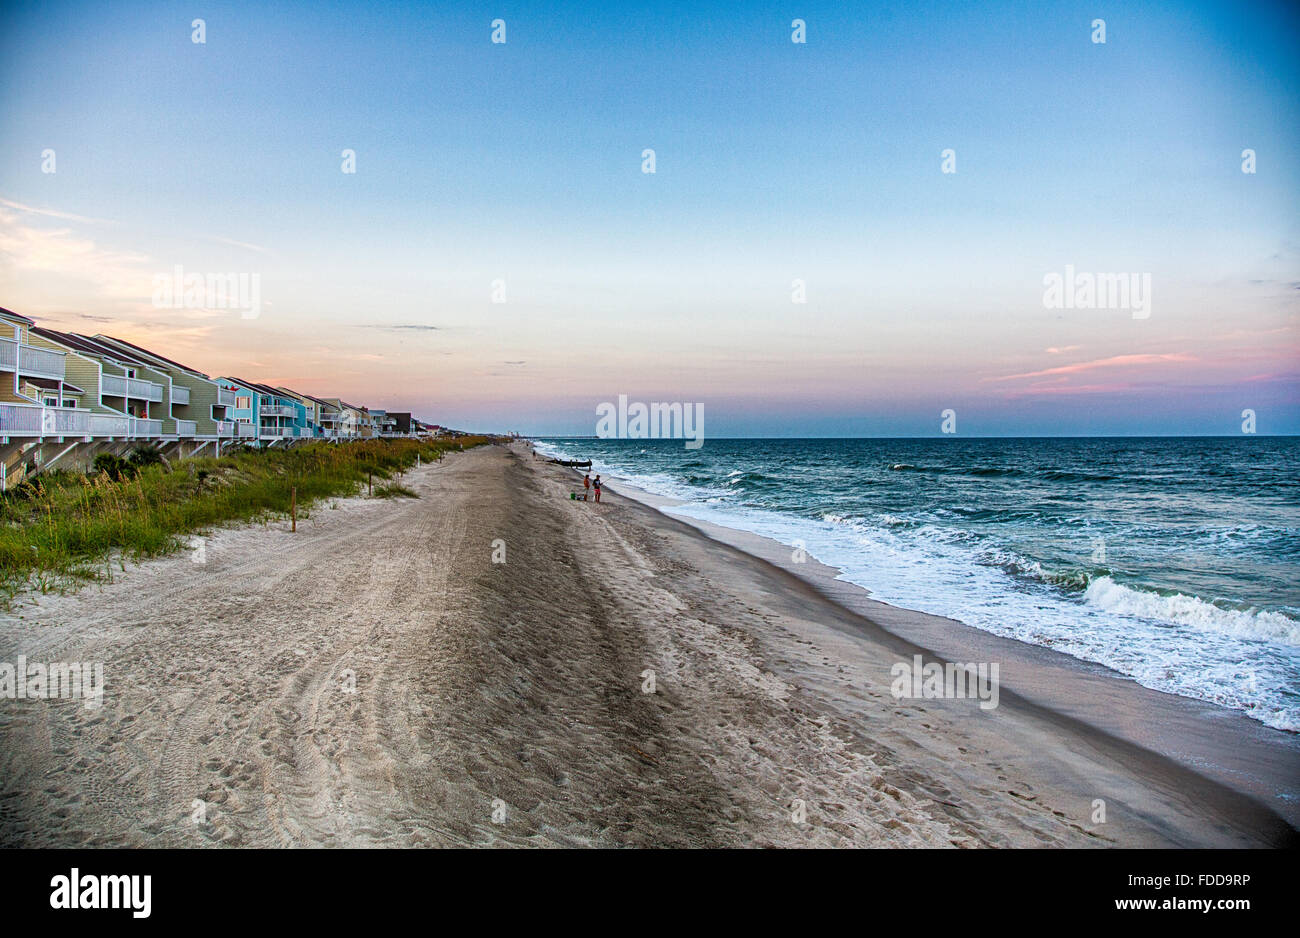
[534,437,1300,732]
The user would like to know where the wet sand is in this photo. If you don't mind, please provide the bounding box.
[616,484,1300,834]
[0,442,1293,847]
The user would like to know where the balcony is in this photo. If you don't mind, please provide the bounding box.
[129,417,162,437]
[102,373,164,402]
[260,404,297,418]
[259,425,299,437]
[233,422,257,438]
[217,387,237,407]
[0,403,88,436]
[171,384,191,405]
[174,419,197,437]
[0,337,67,380]
[87,413,130,437]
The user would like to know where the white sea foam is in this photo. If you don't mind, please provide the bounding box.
[532,441,1300,732]
[1084,576,1300,646]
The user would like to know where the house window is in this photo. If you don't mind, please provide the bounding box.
[42,395,59,407]
[63,399,76,408]
[236,395,251,409]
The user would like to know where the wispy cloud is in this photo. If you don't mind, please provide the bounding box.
[0,197,111,225]
[1003,382,1138,399]
[207,235,270,255]
[354,323,439,332]
[989,353,1197,383]
[0,204,150,300]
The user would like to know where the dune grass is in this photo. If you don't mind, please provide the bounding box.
[0,436,488,600]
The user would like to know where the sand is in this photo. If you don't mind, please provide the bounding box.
[0,442,1293,847]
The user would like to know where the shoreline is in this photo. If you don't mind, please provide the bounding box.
[0,442,1293,847]
[573,461,1300,836]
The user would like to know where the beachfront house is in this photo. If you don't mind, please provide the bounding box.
[93,336,236,443]
[24,326,168,438]
[387,412,415,435]
[317,399,368,439]
[0,307,84,438]
[276,388,320,438]
[4,305,438,456]
[219,378,309,445]
[302,394,346,439]
[275,388,353,439]
[354,404,374,438]
[370,409,399,437]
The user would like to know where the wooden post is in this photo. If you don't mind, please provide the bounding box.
[368,471,372,496]
[291,486,297,532]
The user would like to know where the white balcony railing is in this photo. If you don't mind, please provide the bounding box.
[129,417,162,436]
[1,403,89,437]
[233,422,257,438]
[0,337,67,380]
[87,413,130,437]
[260,404,297,418]
[100,374,127,398]
[259,425,299,437]
[102,373,164,402]
[20,343,67,379]
[171,384,191,405]
[174,419,197,437]
[217,387,237,407]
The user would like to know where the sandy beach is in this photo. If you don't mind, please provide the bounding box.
[0,442,1294,848]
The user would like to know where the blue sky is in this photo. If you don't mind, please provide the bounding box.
[1,0,1297,435]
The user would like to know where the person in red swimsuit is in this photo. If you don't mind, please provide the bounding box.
[593,475,602,503]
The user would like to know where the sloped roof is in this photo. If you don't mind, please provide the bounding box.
[223,376,291,399]
[95,335,209,378]
[0,306,35,324]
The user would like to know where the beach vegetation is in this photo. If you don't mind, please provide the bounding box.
[0,437,487,601]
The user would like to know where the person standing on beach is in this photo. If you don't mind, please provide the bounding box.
[583,473,591,501]
[593,475,602,503]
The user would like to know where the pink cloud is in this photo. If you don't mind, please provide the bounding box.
[989,353,1197,383]
[1003,382,1138,399]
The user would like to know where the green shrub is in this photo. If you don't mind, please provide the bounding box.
[128,446,164,469]
[92,453,133,481]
